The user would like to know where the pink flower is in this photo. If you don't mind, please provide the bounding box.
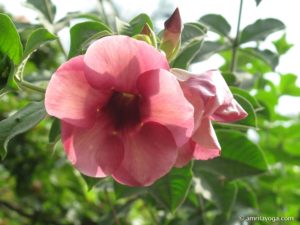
[171,68,248,167]
[45,35,194,186]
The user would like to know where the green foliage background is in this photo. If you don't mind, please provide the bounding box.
[0,0,300,224]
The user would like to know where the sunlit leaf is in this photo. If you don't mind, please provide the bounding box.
[279,74,300,96]
[273,33,293,55]
[68,21,112,58]
[23,28,57,59]
[116,14,153,36]
[0,13,23,65]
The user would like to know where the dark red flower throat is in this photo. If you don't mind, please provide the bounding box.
[104,91,141,130]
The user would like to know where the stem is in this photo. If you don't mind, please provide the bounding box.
[19,80,46,94]
[230,0,244,72]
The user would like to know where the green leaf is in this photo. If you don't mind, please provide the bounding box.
[195,130,268,180]
[116,14,153,36]
[0,101,47,159]
[48,118,60,145]
[221,72,237,86]
[0,54,13,91]
[232,94,257,127]
[192,41,231,63]
[0,13,23,65]
[236,181,258,208]
[199,14,231,38]
[172,38,204,69]
[239,48,279,70]
[279,73,300,96]
[181,22,207,45]
[27,0,56,23]
[129,13,153,36]
[240,19,285,44]
[114,182,145,199]
[255,0,262,6]
[23,28,57,59]
[68,21,112,58]
[80,174,101,191]
[230,87,261,109]
[198,171,238,218]
[273,33,293,55]
[147,163,193,212]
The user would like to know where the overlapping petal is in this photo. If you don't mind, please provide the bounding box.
[137,69,194,146]
[84,35,169,92]
[45,56,109,127]
[61,115,124,177]
[112,122,178,186]
[192,119,221,160]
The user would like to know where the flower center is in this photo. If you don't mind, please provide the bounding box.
[104,91,141,131]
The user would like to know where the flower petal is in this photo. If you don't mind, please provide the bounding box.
[84,35,169,92]
[112,122,177,186]
[61,115,124,177]
[192,119,220,160]
[174,140,195,168]
[138,69,194,147]
[45,55,109,127]
[211,99,248,122]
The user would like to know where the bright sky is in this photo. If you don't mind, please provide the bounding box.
[1,0,300,115]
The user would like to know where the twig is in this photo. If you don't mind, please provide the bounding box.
[230,0,244,72]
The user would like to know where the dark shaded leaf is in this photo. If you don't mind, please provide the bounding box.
[148,163,193,212]
[48,118,60,145]
[198,171,238,218]
[199,14,231,38]
[195,130,268,180]
[240,19,285,44]
[0,13,23,65]
[0,101,46,159]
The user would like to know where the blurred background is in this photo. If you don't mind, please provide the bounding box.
[0,0,300,224]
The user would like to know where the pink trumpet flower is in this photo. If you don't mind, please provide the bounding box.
[45,35,194,186]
